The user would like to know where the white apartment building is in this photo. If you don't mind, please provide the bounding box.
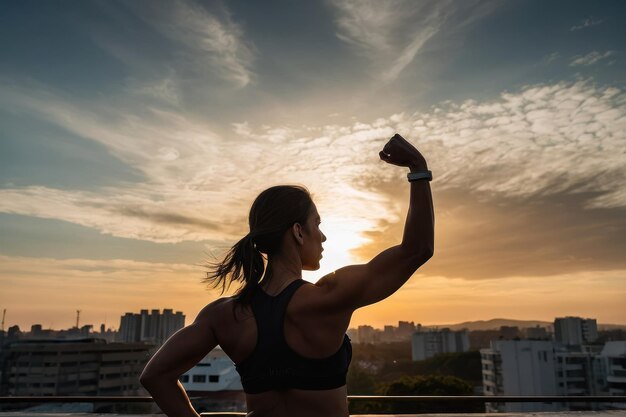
[411,328,469,361]
[180,347,243,392]
[481,340,558,412]
[599,341,626,398]
[481,339,626,412]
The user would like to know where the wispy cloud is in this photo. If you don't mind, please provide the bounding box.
[1,80,624,261]
[98,0,255,88]
[329,0,498,83]
[542,52,560,64]
[161,0,256,87]
[570,50,616,66]
[570,16,604,31]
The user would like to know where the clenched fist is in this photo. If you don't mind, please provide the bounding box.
[379,133,428,170]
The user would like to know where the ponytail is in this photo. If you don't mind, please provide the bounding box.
[204,233,267,307]
[203,184,313,315]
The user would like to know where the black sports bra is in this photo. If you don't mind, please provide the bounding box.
[234,279,352,394]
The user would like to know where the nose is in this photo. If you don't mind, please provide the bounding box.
[321,231,327,242]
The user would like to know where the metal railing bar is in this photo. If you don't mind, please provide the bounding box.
[0,395,625,404]
[349,395,626,403]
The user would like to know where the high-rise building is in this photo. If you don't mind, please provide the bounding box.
[554,316,598,346]
[118,309,185,346]
[0,338,152,396]
[411,328,469,361]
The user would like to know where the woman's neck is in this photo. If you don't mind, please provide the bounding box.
[261,257,302,293]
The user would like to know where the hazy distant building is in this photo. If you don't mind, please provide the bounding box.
[526,325,550,340]
[383,325,395,339]
[554,317,597,346]
[30,324,43,336]
[346,328,358,342]
[411,328,469,361]
[0,338,153,396]
[118,308,184,346]
[397,321,416,339]
[499,326,520,340]
[356,325,379,343]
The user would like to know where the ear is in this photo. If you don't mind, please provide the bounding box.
[291,222,304,245]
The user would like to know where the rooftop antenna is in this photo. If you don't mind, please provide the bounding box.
[76,310,81,329]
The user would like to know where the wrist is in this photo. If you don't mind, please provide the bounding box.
[408,162,428,172]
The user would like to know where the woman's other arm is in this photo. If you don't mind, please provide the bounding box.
[317,134,434,311]
[139,302,220,417]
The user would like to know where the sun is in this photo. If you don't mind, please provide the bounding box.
[302,215,374,283]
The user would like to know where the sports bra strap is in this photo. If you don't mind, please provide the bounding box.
[251,280,306,352]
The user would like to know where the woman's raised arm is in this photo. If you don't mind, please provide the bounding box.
[316,134,434,311]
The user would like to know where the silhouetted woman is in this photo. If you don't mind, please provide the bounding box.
[140,133,434,417]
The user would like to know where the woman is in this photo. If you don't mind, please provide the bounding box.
[140,133,435,417]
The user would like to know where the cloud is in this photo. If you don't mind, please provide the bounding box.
[570,17,604,31]
[570,51,616,66]
[542,52,560,64]
[0,186,230,243]
[353,183,626,281]
[95,0,255,88]
[328,0,498,83]
[160,0,256,87]
[1,79,624,285]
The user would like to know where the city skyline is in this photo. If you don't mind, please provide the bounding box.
[4,312,625,333]
[1,1,625,329]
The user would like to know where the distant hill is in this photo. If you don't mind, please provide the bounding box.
[597,323,626,331]
[423,318,626,331]
[423,318,552,331]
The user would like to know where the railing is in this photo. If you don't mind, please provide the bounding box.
[1,395,625,403]
[0,395,625,415]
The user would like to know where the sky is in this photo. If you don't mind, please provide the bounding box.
[1,0,625,331]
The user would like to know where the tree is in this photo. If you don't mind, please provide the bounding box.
[375,374,483,413]
[347,365,377,395]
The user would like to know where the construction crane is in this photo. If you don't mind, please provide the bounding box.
[76,310,81,329]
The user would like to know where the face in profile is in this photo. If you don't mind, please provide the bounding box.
[301,204,326,271]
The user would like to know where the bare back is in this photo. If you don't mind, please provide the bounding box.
[212,280,353,417]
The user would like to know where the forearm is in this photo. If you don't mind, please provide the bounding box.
[142,378,200,417]
[401,164,434,256]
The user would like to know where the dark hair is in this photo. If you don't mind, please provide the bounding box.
[204,185,314,309]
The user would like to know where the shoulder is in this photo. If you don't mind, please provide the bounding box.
[195,297,235,325]
[296,273,352,316]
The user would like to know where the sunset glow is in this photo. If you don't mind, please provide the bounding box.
[1,1,625,331]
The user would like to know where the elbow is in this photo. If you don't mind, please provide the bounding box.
[423,245,434,260]
[139,373,152,388]
[139,370,159,388]
[411,245,433,266]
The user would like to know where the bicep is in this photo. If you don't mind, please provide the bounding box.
[140,307,218,381]
[318,245,431,311]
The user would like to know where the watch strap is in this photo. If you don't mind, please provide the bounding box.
[407,170,432,182]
